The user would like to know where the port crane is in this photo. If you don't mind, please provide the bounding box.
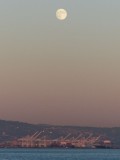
[74,134,83,141]
[30,131,44,140]
[63,133,71,140]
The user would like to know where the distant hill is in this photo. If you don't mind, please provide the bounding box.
[0,119,120,145]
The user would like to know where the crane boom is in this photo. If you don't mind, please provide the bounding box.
[86,134,93,140]
[64,133,71,140]
[32,131,44,140]
[30,131,39,139]
[75,134,83,140]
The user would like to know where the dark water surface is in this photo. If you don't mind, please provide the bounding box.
[0,148,120,160]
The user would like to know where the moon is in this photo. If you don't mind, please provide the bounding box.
[56,9,67,20]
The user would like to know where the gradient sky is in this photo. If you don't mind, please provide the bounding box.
[0,0,120,127]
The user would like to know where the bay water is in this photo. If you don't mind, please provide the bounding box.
[0,148,120,160]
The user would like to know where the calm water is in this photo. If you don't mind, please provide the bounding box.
[0,149,120,160]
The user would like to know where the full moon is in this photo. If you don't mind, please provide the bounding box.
[56,9,67,20]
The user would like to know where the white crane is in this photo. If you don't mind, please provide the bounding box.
[63,133,71,140]
[74,134,83,141]
[31,131,44,140]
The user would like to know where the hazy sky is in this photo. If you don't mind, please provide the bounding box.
[0,0,120,127]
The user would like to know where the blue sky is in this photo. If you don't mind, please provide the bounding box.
[0,0,120,126]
